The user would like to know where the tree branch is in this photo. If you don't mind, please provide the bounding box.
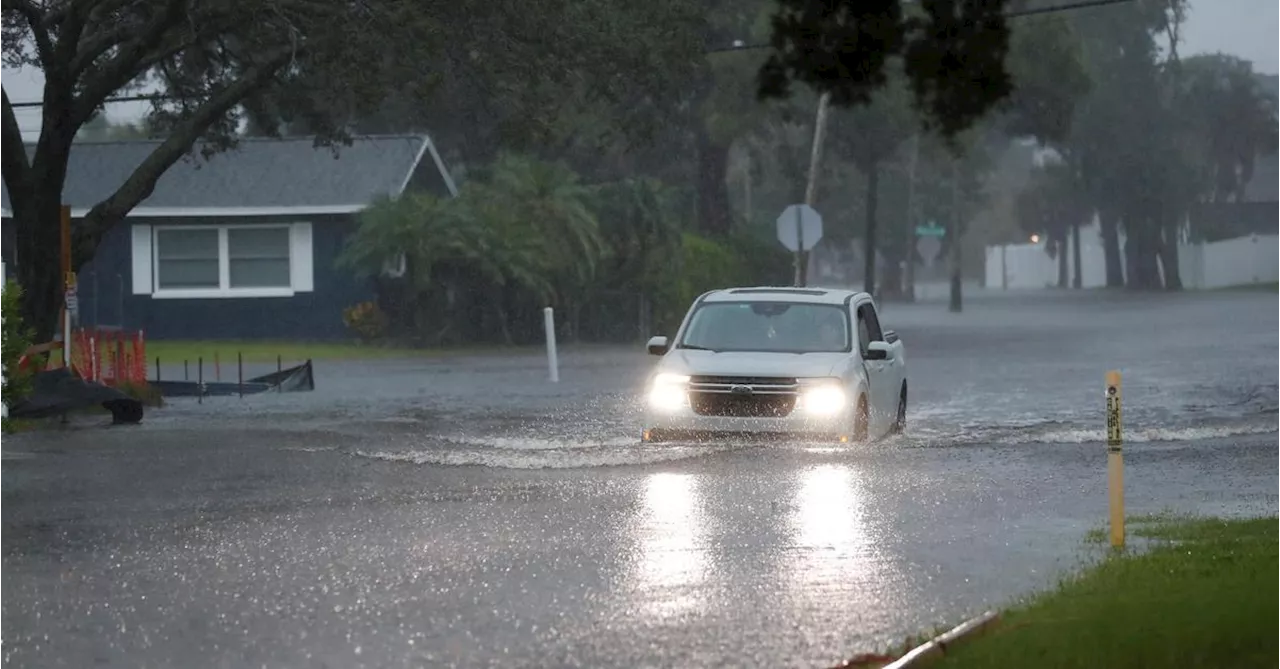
[0,87,32,206]
[69,0,187,123]
[9,0,58,71]
[74,51,294,265]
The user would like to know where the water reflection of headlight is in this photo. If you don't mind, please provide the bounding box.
[800,385,846,415]
[648,373,690,411]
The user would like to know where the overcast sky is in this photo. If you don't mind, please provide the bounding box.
[3,0,1278,138]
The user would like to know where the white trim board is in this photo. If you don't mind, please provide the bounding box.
[425,136,460,197]
[3,205,363,219]
[396,137,432,197]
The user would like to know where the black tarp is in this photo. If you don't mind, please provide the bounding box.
[8,368,144,424]
[152,359,316,398]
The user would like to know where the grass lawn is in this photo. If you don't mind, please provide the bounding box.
[144,340,540,364]
[930,514,1278,669]
[1213,281,1278,292]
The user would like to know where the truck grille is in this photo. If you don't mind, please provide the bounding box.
[688,375,799,418]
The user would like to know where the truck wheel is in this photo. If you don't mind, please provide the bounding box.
[891,383,907,434]
[853,396,869,442]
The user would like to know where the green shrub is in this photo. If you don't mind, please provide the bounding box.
[2,279,34,409]
[342,300,390,342]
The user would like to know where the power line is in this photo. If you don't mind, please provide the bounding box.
[8,93,160,109]
[705,0,1135,53]
[1006,0,1135,18]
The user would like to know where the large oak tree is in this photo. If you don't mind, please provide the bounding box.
[2,0,443,339]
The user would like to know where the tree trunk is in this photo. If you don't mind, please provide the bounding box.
[948,161,962,313]
[1159,218,1183,291]
[880,248,903,299]
[1056,236,1069,288]
[1071,223,1082,289]
[1125,217,1161,290]
[862,165,880,296]
[13,190,68,344]
[6,117,77,344]
[1123,223,1139,287]
[695,129,732,236]
[1099,209,1124,287]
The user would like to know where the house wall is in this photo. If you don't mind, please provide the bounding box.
[77,214,374,339]
[986,228,1279,290]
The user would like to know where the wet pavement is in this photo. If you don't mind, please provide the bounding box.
[3,290,1277,668]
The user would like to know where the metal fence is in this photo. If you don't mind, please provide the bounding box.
[570,290,652,344]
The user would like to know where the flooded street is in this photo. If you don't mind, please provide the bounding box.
[3,290,1277,668]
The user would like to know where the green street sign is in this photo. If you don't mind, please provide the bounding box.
[915,224,946,237]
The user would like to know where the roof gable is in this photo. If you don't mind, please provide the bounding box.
[1,134,456,214]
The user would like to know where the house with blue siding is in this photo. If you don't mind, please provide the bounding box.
[1,134,456,340]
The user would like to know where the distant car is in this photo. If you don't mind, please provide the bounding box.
[640,287,907,443]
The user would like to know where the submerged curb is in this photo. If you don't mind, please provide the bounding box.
[881,610,1001,669]
[833,610,1001,668]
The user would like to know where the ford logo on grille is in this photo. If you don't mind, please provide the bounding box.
[729,384,753,396]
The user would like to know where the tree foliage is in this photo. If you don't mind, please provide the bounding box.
[338,151,792,344]
[1176,54,1279,204]
[758,0,1014,141]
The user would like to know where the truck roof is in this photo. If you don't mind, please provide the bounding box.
[700,286,871,306]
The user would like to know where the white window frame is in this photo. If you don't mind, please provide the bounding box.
[141,222,313,299]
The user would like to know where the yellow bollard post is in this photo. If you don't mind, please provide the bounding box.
[1106,370,1124,548]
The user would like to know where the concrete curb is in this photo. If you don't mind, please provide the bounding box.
[879,610,1001,668]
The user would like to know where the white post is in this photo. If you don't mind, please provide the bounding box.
[543,306,559,383]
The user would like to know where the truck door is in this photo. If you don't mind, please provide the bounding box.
[856,301,894,431]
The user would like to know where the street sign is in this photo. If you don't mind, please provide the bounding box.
[915,223,946,237]
[916,235,942,267]
[776,204,824,252]
[65,287,79,319]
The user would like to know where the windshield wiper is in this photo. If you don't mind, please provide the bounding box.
[678,344,719,352]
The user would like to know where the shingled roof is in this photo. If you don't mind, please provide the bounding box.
[1,133,457,216]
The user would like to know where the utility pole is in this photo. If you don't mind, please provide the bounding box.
[948,157,963,313]
[796,91,832,287]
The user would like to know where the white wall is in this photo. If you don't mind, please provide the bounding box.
[986,226,1278,290]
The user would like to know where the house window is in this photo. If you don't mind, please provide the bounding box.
[138,223,313,298]
[228,227,291,288]
[156,228,220,289]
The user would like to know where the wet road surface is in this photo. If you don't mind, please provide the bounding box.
[3,290,1277,668]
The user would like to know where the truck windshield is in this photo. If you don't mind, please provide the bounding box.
[679,302,850,353]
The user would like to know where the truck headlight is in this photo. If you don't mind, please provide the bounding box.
[648,373,690,411]
[801,385,846,415]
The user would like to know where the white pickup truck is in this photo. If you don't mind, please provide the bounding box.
[640,287,907,443]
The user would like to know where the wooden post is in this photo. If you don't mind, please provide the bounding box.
[60,205,73,368]
[1106,370,1124,548]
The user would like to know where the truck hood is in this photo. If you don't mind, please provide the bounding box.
[662,349,848,378]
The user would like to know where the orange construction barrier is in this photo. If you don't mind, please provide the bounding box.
[90,328,146,386]
[28,328,150,386]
